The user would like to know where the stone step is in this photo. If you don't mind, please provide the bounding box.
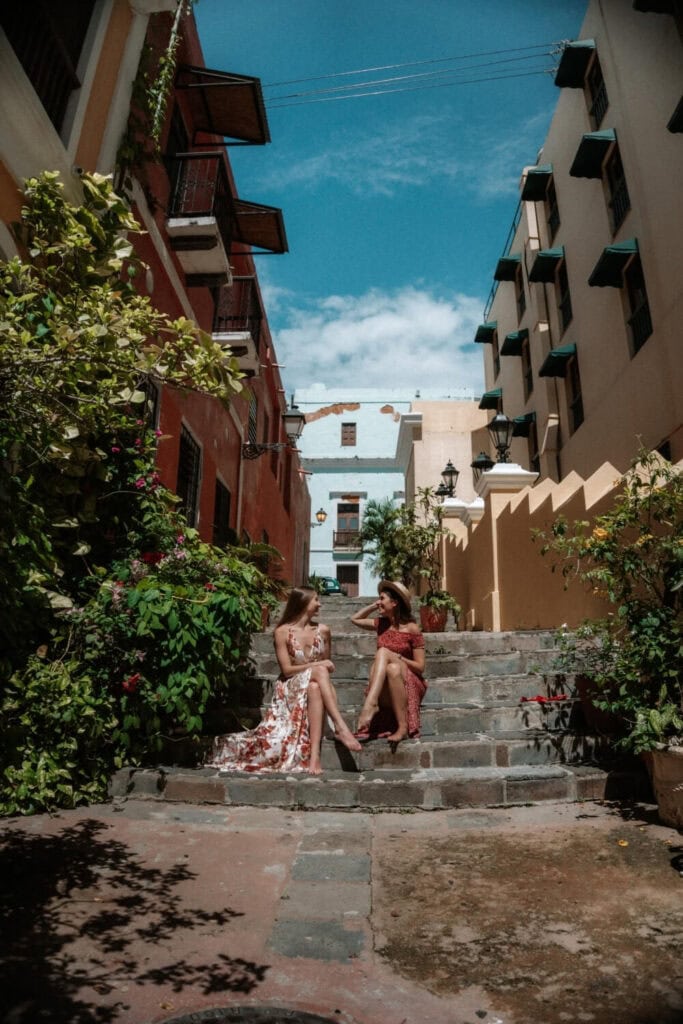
[239,673,575,709]
[250,647,562,681]
[320,730,610,771]
[251,629,559,657]
[110,761,650,811]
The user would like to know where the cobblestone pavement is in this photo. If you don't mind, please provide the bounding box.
[1,799,682,1024]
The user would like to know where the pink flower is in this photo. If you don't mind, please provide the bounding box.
[135,477,146,489]
[134,438,142,447]
[154,429,163,438]
[136,419,144,426]
[176,535,185,545]
[111,446,121,454]
[122,672,141,694]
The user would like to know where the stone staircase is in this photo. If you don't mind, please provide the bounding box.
[110,596,649,810]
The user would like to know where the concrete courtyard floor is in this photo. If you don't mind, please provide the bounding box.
[1,797,682,1024]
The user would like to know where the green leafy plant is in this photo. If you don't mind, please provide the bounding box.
[540,450,682,753]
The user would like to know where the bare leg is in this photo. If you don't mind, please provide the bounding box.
[385,662,408,742]
[357,647,393,731]
[307,680,324,774]
[310,665,362,752]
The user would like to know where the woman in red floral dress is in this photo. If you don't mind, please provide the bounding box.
[351,580,427,743]
[208,586,361,774]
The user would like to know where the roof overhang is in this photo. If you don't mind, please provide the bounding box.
[588,238,639,287]
[521,165,553,202]
[554,39,596,88]
[176,64,270,144]
[494,254,521,282]
[478,387,502,410]
[570,129,616,179]
[501,328,529,356]
[539,343,577,378]
[474,321,497,344]
[232,199,288,253]
[528,246,565,283]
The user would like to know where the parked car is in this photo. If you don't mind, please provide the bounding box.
[318,576,347,596]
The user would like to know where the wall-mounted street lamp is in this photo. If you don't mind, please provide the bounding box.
[470,451,495,485]
[311,507,328,526]
[241,397,306,459]
[435,459,459,498]
[487,412,514,464]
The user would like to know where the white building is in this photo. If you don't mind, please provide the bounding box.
[295,384,475,596]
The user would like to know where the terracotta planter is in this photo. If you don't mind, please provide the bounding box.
[419,605,448,633]
[648,746,683,829]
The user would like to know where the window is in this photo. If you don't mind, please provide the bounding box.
[1,2,96,135]
[556,260,573,334]
[624,257,653,355]
[514,265,526,320]
[212,479,232,547]
[604,146,630,233]
[341,422,357,446]
[586,56,608,129]
[491,330,500,379]
[248,396,258,444]
[177,426,201,526]
[546,179,560,242]
[521,334,534,401]
[262,411,270,446]
[566,355,584,434]
[528,420,540,475]
[334,502,360,549]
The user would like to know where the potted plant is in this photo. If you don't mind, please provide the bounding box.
[359,488,460,632]
[541,450,682,826]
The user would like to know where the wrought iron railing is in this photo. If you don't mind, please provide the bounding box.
[589,82,609,128]
[608,179,631,232]
[558,291,573,333]
[213,276,263,350]
[333,530,361,549]
[167,151,233,252]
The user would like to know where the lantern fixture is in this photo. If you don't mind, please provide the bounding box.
[487,412,514,463]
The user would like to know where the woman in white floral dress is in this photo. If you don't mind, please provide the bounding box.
[208,586,361,774]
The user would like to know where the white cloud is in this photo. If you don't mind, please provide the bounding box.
[270,284,486,395]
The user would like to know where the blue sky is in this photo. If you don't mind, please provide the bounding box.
[195,0,588,396]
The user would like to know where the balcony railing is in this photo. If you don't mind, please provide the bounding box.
[167,151,233,250]
[608,179,631,233]
[589,81,609,129]
[629,301,653,355]
[333,530,361,549]
[213,277,263,351]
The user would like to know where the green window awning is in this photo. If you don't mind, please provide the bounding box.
[528,246,565,283]
[521,165,553,202]
[668,96,683,133]
[554,39,596,88]
[474,321,498,344]
[570,129,616,179]
[539,344,577,378]
[500,328,529,356]
[478,388,502,410]
[588,238,638,287]
[494,253,521,282]
[512,412,536,438]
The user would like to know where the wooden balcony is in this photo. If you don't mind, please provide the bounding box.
[166,151,232,288]
[212,276,263,377]
[333,530,361,550]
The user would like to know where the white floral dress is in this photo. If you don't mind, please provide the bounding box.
[207,625,324,773]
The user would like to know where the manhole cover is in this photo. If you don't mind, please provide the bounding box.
[161,1009,343,1024]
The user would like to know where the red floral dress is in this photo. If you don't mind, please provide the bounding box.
[207,626,322,772]
[365,618,427,738]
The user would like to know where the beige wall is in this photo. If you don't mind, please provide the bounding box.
[410,400,490,502]
[481,0,683,481]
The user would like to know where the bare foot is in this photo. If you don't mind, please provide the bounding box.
[308,759,323,775]
[335,726,362,753]
[386,729,408,744]
[357,703,379,733]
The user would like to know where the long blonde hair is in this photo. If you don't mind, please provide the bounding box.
[276,586,317,627]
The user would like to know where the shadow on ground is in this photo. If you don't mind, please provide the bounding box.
[0,818,269,1023]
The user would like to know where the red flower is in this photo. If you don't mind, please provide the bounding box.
[122,672,141,694]
[204,582,216,591]
[141,552,164,564]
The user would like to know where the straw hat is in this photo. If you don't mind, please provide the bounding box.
[378,579,412,615]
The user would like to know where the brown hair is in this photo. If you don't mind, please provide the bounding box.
[379,587,415,625]
[276,586,318,627]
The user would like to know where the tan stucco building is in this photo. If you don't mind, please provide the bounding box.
[476,0,683,482]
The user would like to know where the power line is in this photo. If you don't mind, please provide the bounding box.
[268,67,557,109]
[264,41,562,89]
[267,51,557,103]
